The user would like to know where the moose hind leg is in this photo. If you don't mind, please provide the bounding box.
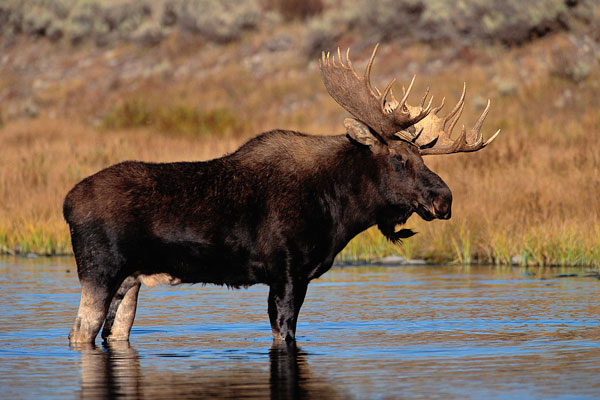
[268,279,308,342]
[69,280,115,344]
[102,277,141,341]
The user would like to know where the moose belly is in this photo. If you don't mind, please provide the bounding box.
[140,239,268,288]
[138,273,182,288]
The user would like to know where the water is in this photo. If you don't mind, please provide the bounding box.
[1,256,599,399]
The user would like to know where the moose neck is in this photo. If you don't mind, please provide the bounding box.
[231,130,392,256]
[320,135,389,252]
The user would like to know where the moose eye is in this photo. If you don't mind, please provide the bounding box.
[390,156,408,171]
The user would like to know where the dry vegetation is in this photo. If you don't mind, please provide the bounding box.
[1,3,599,266]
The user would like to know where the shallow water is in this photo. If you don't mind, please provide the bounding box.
[0,256,599,399]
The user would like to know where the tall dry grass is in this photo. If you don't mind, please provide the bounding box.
[0,33,598,265]
[0,119,241,255]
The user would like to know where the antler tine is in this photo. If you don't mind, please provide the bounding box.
[432,97,445,114]
[484,129,501,146]
[380,78,397,113]
[345,48,353,70]
[364,43,380,97]
[423,96,434,117]
[442,83,466,130]
[468,99,491,142]
[415,95,434,124]
[453,125,468,151]
[420,87,430,109]
[447,102,464,138]
[399,75,416,108]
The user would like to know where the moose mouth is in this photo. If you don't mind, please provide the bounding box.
[415,203,436,221]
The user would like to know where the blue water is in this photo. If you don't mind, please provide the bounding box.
[0,257,599,399]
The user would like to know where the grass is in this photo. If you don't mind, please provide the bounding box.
[101,100,246,138]
[0,32,599,266]
[339,222,599,267]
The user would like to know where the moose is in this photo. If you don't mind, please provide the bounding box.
[65,45,500,344]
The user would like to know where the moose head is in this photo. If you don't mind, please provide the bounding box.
[319,44,500,241]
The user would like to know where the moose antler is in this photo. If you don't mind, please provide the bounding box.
[399,83,501,155]
[320,44,500,155]
[319,44,433,139]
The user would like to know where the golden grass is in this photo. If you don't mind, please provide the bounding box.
[1,33,599,265]
[0,118,241,255]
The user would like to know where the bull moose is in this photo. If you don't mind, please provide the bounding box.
[65,45,500,344]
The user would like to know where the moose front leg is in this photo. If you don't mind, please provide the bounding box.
[268,279,308,342]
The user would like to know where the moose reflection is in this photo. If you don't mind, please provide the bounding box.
[74,342,342,399]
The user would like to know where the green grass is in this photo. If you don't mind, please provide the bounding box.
[101,99,246,138]
[0,222,71,256]
[338,224,600,267]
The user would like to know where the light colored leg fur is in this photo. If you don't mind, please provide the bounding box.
[69,283,111,343]
[103,282,141,341]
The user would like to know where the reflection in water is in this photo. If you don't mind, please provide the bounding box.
[269,342,305,399]
[75,342,142,399]
[268,342,342,400]
[75,341,342,399]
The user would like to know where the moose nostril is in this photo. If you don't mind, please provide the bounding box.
[433,198,451,219]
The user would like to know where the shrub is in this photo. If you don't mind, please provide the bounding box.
[176,0,261,43]
[264,0,323,21]
[156,104,243,138]
[101,99,244,138]
[549,36,597,83]
[0,0,263,46]
[362,0,425,42]
[101,99,154,130]
[347,0,598,46]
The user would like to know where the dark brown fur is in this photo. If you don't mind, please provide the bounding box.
[65,129,451,343]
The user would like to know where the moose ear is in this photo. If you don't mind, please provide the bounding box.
[344,118,378,147]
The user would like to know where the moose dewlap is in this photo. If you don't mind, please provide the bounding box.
[65,45,500,344]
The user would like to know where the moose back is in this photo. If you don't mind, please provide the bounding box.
[66,45,499,344]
